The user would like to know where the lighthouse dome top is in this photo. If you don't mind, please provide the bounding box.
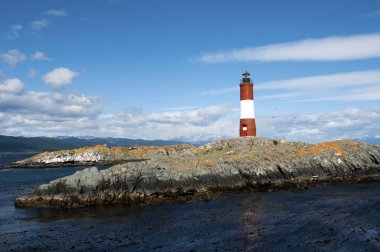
[242,71,251,77]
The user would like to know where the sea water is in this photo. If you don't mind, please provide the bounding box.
[0,152,38,166]
[0,164,379,250]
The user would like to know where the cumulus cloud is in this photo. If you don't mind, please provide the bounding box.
[43,67,78,88]
[0,79,24,94]
[0,94,379,143]
[0,88,101,118]
[196,33,380,63]
[45,9,67,17]
[31,51,50,61]
[0,103,234,141]
[0,49,27,66]
[31,19,49,30]
[6,24,22,40]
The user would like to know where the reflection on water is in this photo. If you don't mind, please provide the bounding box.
[0,167,379,251]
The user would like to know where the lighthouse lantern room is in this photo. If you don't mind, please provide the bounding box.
[239,71,256,137]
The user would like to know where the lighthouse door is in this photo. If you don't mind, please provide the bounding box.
[241,124,248,136]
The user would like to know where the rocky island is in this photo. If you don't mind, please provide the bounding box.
[15,137,380,208]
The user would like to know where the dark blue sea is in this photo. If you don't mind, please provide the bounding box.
[0,152,38,166]
[0,153,380,251]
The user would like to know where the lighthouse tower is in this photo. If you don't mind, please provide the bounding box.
[239,71,256,137]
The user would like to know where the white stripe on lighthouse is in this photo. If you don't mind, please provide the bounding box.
[240,100,255,119]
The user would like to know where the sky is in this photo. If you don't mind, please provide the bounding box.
[1,0,380,143]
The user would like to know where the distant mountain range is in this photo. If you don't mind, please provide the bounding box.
[0,135,184,153]
[0,135,379,154]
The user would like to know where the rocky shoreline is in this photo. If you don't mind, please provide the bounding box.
[0,144,196,169]
[14,137,380,208]
[1,159,142,169]
[1,144,194,169]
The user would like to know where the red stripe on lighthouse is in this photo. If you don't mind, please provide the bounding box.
[240,83,253,100]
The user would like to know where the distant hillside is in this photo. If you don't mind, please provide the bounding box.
[0,135,184,153]
[57,136,183,147]
[0,135,81,153]
[1,135,379,153]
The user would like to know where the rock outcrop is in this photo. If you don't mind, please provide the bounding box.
[7,144,196,168]
[15,137,380,208]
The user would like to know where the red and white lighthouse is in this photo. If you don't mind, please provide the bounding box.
[239,71,256,137]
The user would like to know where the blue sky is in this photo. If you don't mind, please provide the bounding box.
[1,0,380,142]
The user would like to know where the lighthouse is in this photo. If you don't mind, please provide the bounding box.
[239,71,256,137]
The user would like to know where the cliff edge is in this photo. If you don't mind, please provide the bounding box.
[15,137,380,208]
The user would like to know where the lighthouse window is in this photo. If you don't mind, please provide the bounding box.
[242,125,247,131]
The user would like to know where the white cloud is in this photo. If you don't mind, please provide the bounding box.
[43,67,78,88]
[0,89,101,118]
[3,127,26,136]
[196,33,380,63]
[6,24,22,40]
[256,70,380,89]
[260,70,380,102]
[162,106,199,111]
[0,49,27,66]
[147,104,232,126]
[0,91,379,143]
[28,10,67,33]
[298,85,380,102]
[257,107,380,142]
[258,70,380,90]
[31,19,49,30]
[31,51,50,61]
[45,9,67,17]
[0,102,234,141]
[333,86,380,101]
[0,79,24,94]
